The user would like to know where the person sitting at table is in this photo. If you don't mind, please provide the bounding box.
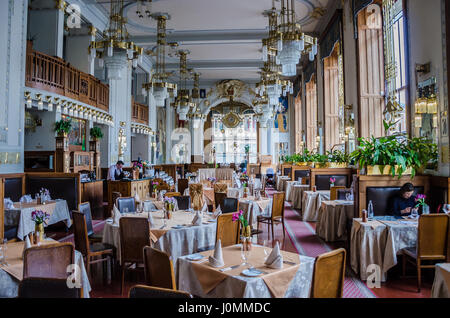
[107,160,125,181]
[391,183,417,217]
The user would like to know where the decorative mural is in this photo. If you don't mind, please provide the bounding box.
[274,96,289,132]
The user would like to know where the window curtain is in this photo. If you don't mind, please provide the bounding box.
[304,61,316,84]
[320,14,342,60]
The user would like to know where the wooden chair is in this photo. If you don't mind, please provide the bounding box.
[257,192,286,240]
[128,285,192,298]
[216,213,240,247]
[214,183,228,194]
[177,178,189,196]
[119,217,151,295]
[311,248,346,298]
[143,246,176,290]
[402,214,449,292]
[18,278,81,298]
[79,202,103,243]
[72,211,115,282]
[214,192,227,210]
[221,197,239,213]
[330,186,346,201]
[23,243,74,279]
[189,183,204,211]
[165,192,181,198]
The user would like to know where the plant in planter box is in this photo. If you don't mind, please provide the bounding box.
[328,150,350,164]
[311,152,329,168]
[90,127,104,140]
[407,137,438,172]
[54,118,72,137]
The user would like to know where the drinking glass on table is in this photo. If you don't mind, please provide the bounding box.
[411,207,419,219]
[123,207,129,215]
[240,238,251,267]
[262,240,271,261]
[443,204,450,214]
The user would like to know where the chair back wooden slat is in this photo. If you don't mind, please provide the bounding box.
[23,243,74,279]
[311,248,346,298]
[216,213,240,247]
[271,192,285,219]
[72,211,91,256]
[143,246,176,290]
[418,214,449,259]
[119,217,150,264]
[165,192,181,198]
[330,186,346,201]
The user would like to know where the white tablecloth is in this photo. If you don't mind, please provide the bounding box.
[285,181,302,201]
[102,211,216,266]
[432,263,450,298]
[215,168,234,180]
[0,244,91,298]
[276,176,291,192]
[316,201,354,242]
[5,200,72,240]
[238,197,272,227]
[177,250,315,298]
[301,191,330,222]
[198,169,216,181]
[227,188,244,199]
[350,217,417,281]
[289,185,309,210]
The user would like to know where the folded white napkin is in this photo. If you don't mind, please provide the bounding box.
[20,195,33,203]
[201,202,208,213]
[213,206,222,219]
[4,198,14,209]
[208,239,225,267]
[22,235,32,259]
[112,204,121,225]
[134,193,140,203]
[191,210,203,226]
[264,241,283,269]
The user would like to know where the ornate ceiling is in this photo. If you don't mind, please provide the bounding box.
[93,0,334,84]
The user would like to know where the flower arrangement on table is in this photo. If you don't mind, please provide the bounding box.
[152,181,159,198]
[133,161,143,170]
[164,196,176,218]
[329,177,336,187]
[232,210,252,250]
[39,188,51,203]
[207,177,217,184]
[415,194,429,215]
[31,210,50,243]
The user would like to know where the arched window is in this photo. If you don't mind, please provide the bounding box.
[306,74,318,150]
[357,2,385,138]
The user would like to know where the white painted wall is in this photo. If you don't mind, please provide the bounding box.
[24,110,57,151]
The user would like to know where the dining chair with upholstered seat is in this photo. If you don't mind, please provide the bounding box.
[78,202,103,243]
[216,213,240,247]
[177,178,189,196]
[18,277,81,298]
[311,248,346,298]
[402,214,449,292]
[128,285,192,298]
[189,183,204,211]
[221,197,239,214]
[23,243,74,279]
[72,211,115,283]
[119,217,151,295]
[337,188,353,200]
[330,186,346,201]
[143,246,176,290]
[117,197,136,213]
[257,192,286,240]
[174,196,191,210]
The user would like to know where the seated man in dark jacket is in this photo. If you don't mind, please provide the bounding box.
[391,183,417,217]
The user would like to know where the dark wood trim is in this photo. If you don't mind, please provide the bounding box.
[446,0,450,143]
[402,0,412,137]
[0,173,26,197]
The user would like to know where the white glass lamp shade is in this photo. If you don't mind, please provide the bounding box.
[63,106,68,114]
[153,86,168,107]
[177,105,189,121]
[107,46,113,57]
[56,104,61,113]
[277,41,301,76]
[26,99,32,108]
[69,108,74,116]
[47,102,53,112]
[309,51,314,62]
[38,101,43,111]
[132,58,138,68]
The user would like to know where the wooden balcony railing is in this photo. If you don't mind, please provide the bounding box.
[132,99,149,125]
[25,42,109,112]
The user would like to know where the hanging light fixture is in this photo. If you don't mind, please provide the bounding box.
[142,13,177,106]
[36,94,43,111]
[89,0,143,80]
[24,92,32,109]
[46,96,53,112]
[172,50,196,121]
[276,0,318,76]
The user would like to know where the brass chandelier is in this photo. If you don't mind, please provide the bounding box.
[142,13,178,107]
[171,50,196,121]
[189,73,207,128]
[276,0,318,76]
[89,0,143,79]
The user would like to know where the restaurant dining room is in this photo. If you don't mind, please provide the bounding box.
[0,0,450,311]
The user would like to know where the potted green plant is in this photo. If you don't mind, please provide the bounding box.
[407,137,438,173]
[312,152,329,168]
[54,118,72,137]
[90,127,104,141]
[326,150,349,168]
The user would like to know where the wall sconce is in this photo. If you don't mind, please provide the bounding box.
[68,103,74,116]
[36,94,43,111]
[62,100,68,114]
[73,105,79,117]
[427,95,438,114]
[54,97,61,113]
[46,96,53,112]
[25,92,32,109]
[414,115,422,128]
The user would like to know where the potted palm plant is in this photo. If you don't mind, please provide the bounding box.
[90,127,104,141]
[54,118,72,137]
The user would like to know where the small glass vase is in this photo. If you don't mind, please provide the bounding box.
[35,223,44,243]
[330,183,335,188]
[421,204,430,215]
